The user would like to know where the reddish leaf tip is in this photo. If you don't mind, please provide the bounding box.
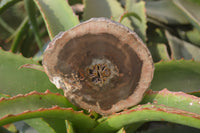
[0,98,5,101]
[45,89,51,93]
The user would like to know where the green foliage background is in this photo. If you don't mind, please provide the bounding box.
[0,0,200,132]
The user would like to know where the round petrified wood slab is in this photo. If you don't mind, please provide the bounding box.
[43,18,154,115]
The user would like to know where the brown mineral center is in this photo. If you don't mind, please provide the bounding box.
[43,18,154,115]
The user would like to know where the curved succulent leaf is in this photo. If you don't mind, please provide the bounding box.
[148,43,170,62]
[125,0,147,41]
[173,0,200,31]
[142,89,200,115]
[83,0,132,30]
[146,0,189,24]
[0,90,76,117]
[42,118,67,133]
[0,0,22,14]
[25,118,58,133]
[151,60,200,92]
[0,49,60,96]
[166,31,200,61]
[0,91,96,132]
[92,104,200,133]
[185,28,200,46]
[33,0,80,40]
[0,107,96,133]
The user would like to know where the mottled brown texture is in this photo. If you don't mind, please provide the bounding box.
[43,18,154,115]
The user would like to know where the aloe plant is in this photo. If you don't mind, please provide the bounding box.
[0,0,200,132]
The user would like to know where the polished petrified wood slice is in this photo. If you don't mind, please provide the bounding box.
[43,18,154,115]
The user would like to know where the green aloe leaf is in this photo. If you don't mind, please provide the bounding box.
[83,0,133,30]
[42,118,67,133]
[151,60,200,92]
[146,0,189,24]
[166,31,200,61]
[0,91,96,132]
[173,0,200,31]
[0,107,96,133]
[125,0,147,41]
[142,89,200,115]
[0,90,76,116]
[33,0,80,40]
[24,0,43,50]
[83,0,123,20]
[11,17,29,53]
[0,49,60,96]
[177,28,200,47]
[0,0,22,14]
[148,43,170,62]
[185,28,200,46]
[25,118,58,133]
[91,104,200,133]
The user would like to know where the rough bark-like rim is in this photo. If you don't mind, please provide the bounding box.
[43,18,154,115]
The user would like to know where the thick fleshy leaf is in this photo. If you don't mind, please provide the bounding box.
[185,28,200,46]
[83,0,123,20]
[173,0,200,31]
[0,49,60,96]
[0,91,76,118]
[178,28,200,47]
[151,60,200,92]
[142,89,200,115]
[33,0,80,40]
[125,0,147,41]
[166,31,200,61]
[91,104,200,133]
[0,0,22,14]
[0,107,96,133]
[146,0,189,24]
[25,118,57,133]
[0,91,96,132]
[148,43,170,62]
[83,0,132,29]
[42,118,67,133]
